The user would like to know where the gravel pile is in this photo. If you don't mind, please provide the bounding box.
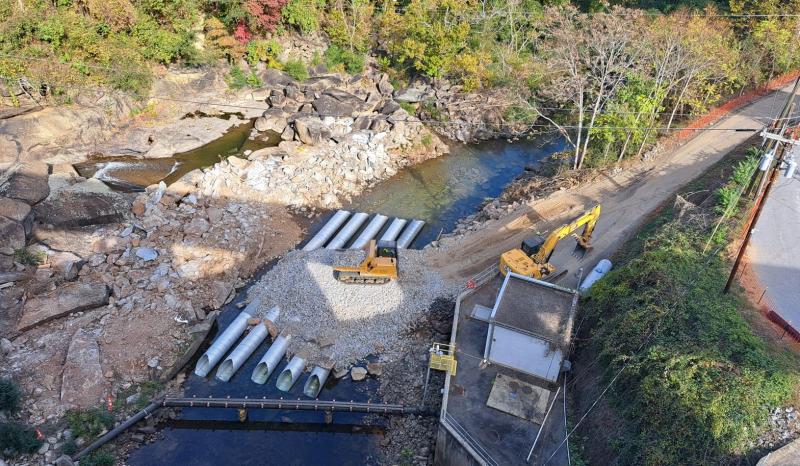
[248,248,458,367]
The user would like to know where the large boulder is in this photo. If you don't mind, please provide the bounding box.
[312,95,355,118]
[33,191,127,227]
[1,162,50,205]
[258,68,295,88]
[304,75,344,92]
[294,117,332,145]
[61,329,108,409]
[254,109,288,133]
[0,216,25,251]
[16,283,110,331]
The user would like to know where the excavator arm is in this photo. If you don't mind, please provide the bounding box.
[532,204,601,264]
[499,204,601,279]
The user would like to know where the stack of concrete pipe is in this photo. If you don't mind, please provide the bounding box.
[302,211,426,250]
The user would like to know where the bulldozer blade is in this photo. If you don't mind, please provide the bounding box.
[334,270,391,285]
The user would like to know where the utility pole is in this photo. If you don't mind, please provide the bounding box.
[724,132,797,294]
[746,77,800,197]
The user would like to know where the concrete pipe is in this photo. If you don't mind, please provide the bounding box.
[251,334,292,384]
[325,212,369,249]
[349,214,388,249]
[580,259,612,291]
[380,218,408,242]
[302,366,332,398]
[194,298,260,377]
[215,307,279,382]
[302,210,351,251]
[276,355,306,391]
[396,219,425,249]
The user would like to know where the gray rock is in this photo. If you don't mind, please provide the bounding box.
[353,116,372,131]
[135,247,158,262]
[258,68,294,88]
[284,85,301,100]
[125,393,141,405]
[366,362,383,376]
[377,75,394,95]
[0,216,25,251]
[255,109,288,133]
[183,217,210,236]
[0,338,12,355]
[280,126,295,141]
[33,191,127,227]
[0,197,32,234]
[16,283,110,331]
[0,162,50,205]
[50,251,83,280]
[304,75,343,92]
[394,86,429,103]
[55,455,74,466]
[61,329,108,409]
[381,101,402,115]
[294,117,332,145]
[313,95,355,118]
[370,118,391,133]
[350,367,368,381]
[268,90,285,106]
[298,103,315,114]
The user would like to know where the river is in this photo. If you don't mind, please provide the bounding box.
[98,123,565,465]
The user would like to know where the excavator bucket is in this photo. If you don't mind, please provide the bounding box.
[571,233,593,258]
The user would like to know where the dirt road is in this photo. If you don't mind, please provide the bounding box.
[428,84,794,285]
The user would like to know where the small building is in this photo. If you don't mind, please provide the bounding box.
[435,270,578,466]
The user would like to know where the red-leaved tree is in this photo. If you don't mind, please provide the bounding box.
[245,0,288,33]
[234,21,252,44]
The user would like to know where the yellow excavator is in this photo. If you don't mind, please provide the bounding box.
[499,204,601,279]
[333,239,399,284]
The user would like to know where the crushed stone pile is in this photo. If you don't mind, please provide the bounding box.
[248,248,458,367]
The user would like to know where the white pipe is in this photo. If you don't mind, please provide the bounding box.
[194,298,260,377]
[349,214,388,249]
[263,305,280,324]
[302,210,351,251]
[215,322,269,382]
[251,334,291,384]
[325,212,369,249]
[579,259,612,291]
[302,366,332,398]
[276,355,306,391]
[396,219,425,248]
[380,218,407,242]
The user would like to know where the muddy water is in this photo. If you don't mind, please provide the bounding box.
[73,120,279,191]
[126,133,564,465]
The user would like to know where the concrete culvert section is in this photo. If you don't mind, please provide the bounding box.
[248,248,457,369]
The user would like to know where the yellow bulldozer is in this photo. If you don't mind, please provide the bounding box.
[499,204,601,279]
[333,239,398,284]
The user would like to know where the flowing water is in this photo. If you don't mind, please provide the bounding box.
[121,131,565,465]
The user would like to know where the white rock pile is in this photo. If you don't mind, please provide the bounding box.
[248,248,458,367]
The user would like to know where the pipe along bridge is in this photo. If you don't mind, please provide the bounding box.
[162,396,429,415]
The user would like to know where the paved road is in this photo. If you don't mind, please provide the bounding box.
[750,174,800,328]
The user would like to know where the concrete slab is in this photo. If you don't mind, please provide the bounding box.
[486,373,550,422]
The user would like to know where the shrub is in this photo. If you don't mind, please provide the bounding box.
[714,153,758,215]
[81,449,115,466]
[65,407,114,439]
[582,217,798,465]
[283,59,308,81]
[62,439,78,456]
[13,248,45,266]
[0,379,20,413]
[226,64,261,89]
[399,102,416,114]
[0,422,42,456]
[245,38,282,67]
[281,0,323,34]
[323,44,364,74]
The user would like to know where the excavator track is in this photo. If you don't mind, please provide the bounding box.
[335,271,391,285]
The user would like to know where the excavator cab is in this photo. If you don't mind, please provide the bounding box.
[500,204,601,279]
[333,240,398,284]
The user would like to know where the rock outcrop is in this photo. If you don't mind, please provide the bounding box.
[60,329,108,409]
[16,283,110,331]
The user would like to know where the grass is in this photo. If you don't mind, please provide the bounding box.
[114,381,162,412]
[81,449,115,466]
[65,407,114,439]
[13,248,45,266]
[574,145,800,465]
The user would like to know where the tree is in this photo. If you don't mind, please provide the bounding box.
[325,0,374,53]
